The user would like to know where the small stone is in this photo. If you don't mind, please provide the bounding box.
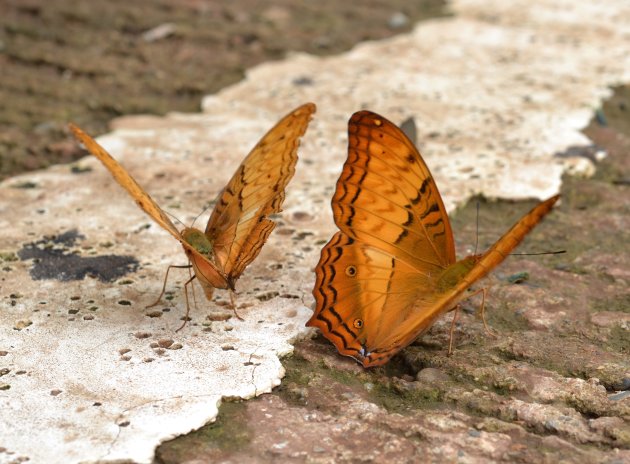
[14,320,32,330]
[507,271,530,284]
[158,339,174,348]
[206,313,232,322]
[292,211,313,222]
[388,12,409,29]
[142,23,176,42]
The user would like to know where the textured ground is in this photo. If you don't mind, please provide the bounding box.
[0,0,628,463]
[155,92,630,463]
[0,0,445,179]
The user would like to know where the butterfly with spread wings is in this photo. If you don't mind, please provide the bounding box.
[308,110,559,367]
[70,103,316,319]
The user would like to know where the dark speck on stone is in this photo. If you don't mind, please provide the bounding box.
[292,76,313,86]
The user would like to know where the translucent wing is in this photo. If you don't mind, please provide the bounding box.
[206,103,316,281]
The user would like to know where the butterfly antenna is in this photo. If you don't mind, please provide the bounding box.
[474,200,480,255]
[165,211,187,229]
[190,209,205,229]
[511,250,566,256]
[190,198,217,229]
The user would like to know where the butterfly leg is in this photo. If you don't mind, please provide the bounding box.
[465,287,498,338]
[176,274,197,332]
[448,305,461,356]
[229,290,244,321]
[146,264,192,308]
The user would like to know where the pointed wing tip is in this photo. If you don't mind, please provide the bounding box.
[68,123,96,148]
[291,102,316,120]
[349,109,379,123]
[298,102,317,114]
[544,194,561,208]
[68,122,84,138]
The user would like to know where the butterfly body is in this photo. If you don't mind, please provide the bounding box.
[181,228,229,299]
[308,110,559,368]
[70,102,315,308]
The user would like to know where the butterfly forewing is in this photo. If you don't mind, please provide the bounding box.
[69,124,183,241]
[454,195,560,293]
[206,103,316,280]
[334,111,456,272]
[70,124,230,290]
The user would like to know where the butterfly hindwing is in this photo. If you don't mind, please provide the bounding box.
[311,231,448,366]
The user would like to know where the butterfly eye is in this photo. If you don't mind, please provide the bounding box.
[353,318,364,329]
[345,265,357,277]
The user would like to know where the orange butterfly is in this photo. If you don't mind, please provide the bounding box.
[70,103,316,316]
[307,110,559,367]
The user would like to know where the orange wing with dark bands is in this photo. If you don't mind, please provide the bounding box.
[206,103,316,281]
[309,110,560,368]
